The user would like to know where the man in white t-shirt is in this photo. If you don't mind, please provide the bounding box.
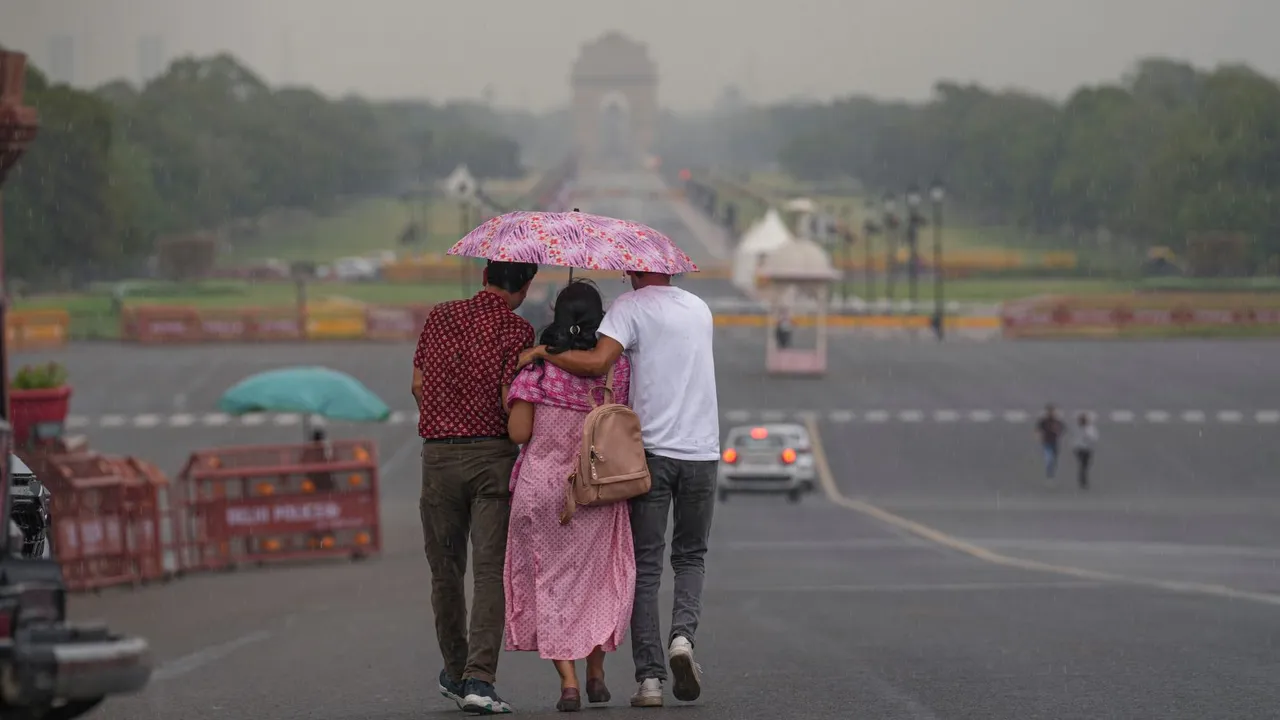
[519,271,719,708]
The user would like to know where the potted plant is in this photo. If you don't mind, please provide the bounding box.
[10,362,71,448]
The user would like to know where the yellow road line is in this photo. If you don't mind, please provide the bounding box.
[713,315,1002,329]
[801,416,1280,608]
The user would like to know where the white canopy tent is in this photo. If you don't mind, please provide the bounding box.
[731,208,796,295]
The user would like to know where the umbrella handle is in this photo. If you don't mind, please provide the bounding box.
[568,209,580,283]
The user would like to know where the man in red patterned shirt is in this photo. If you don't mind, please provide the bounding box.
[411,260,537,715]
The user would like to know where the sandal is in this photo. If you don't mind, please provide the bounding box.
[556,687,582,712]
[586,677,611,704]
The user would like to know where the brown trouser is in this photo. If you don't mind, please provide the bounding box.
[420,437,518,685]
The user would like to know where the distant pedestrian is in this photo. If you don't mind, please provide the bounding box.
[1035,404,1066,480]
[1073,412,1099,489]
[300,428,335,492]
[775,310,793,349]
[412,259,538,715]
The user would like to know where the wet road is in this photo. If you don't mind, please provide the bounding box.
[16,173,1280,718]
[15,334,1280,720]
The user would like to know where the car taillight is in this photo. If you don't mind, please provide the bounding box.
[780,448,798,464]
[722,448,738,464]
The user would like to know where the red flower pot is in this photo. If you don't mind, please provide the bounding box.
[10,386,72,448]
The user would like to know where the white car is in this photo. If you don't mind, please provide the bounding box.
[331,256,378,281]
[716,423,817,503]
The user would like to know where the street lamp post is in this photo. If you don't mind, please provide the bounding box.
[906,185,923,307]
[882,195,899,302]
[838,208,852,305]
[930,179,946,340]
[861,198,880,301]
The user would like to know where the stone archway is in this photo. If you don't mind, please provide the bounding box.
[570,32,657,174]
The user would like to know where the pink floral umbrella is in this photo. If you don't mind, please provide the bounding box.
[446,210,699,275]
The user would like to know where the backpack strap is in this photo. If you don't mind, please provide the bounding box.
[559,472,578,525]
[588,365,616,408]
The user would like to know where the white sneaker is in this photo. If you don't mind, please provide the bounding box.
[668,636,703,702]
[629,678,664,707]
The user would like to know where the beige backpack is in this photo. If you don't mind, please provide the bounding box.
[559,366,651,525]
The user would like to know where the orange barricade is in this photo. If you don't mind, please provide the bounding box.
[365,304,433,341]
[248,308,304,342]
[21,450,181,592]
[115,457,181,584]
[122,306,204,343]
[176,440,381,571]
[31,453,134,592]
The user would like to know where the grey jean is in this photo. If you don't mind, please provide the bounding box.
[629,452,718,683]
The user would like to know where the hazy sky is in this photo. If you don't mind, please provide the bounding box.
[3,0,1279,111]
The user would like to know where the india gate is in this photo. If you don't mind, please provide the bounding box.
[570,32,658,174]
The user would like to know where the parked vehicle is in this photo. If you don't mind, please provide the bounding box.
[9,454,51,559]
[0,446,152,719]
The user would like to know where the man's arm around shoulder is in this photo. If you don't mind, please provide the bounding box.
[522,296,634,377]
[535,335,624,378]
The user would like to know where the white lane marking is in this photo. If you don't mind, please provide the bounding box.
[1110,410,1135,423]
[133,414,161,428]
[864,410,890,423]
[100,415,127,428]
[974,537,1280,560]
[273,414,300,426]
[802,416,1280,610]
[240,413,267,426]
[1218,410,1244,423]
[1145,410,1170,423]
[723,538,925,550]
[733,580,1106,594]
[898,410,924,423]
[1258,410,1280,424]
[168,414,197,428]
[794,410,819,422]
[152,630,273,682]
[387,411,409,425]
[65,415,90,429]
[1181,410,1206,423]
[203,413,231,426]
[724,410,751,423]
[933,410,960,423]
[1003,410,1028,423]
[760,410,787,422]
[829,410,855,423]
[969,410,994,422]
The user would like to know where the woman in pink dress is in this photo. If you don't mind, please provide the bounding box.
[504,280,635,713]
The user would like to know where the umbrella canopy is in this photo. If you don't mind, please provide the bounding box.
[447,210,699,275]
[217,367,391,423]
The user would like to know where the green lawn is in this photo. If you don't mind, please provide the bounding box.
[17,280,467,312]
[220,197,474,266]
[831,277,1132,304]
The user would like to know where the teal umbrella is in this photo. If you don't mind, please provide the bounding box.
[217,367,391,429]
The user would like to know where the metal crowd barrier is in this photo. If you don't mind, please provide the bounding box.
[175,440,381,571]
[20,451,178,592]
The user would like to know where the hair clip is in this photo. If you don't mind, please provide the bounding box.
[569,324,581,335]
